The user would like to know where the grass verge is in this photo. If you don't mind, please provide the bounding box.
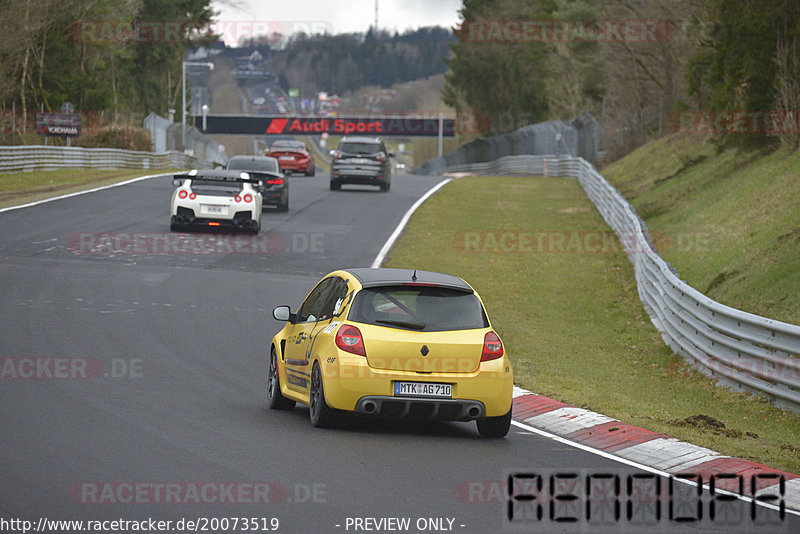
[602,134,800,325]
[385,176,800,473]
[0,168,181,209]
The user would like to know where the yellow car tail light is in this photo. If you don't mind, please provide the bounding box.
[480,331,504,362]
[335,325,366,356]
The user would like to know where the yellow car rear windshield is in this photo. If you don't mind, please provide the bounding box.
[349,286,488,332]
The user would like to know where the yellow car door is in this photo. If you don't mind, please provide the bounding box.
[282,277,338,394]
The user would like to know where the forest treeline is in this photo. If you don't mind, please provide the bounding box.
[443,0,800,154]
[2,0,799,156]
[0,1,454,131]
[270,27,455,97]
[0,0,216,130]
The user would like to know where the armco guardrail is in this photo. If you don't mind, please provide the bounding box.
[0,145,217,173]
[437,154,800,413]
[416,111,598,174]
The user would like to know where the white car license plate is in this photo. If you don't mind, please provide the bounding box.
[201,204,226,215]
[394,382,452,398]
[279,156,295,160]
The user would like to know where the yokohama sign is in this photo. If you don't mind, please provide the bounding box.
[36,112,81,137]
[194,115,455,137]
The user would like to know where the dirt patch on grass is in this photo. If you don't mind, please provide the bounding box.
[652,154,708,188]
[669,414,756,439]
[664,359,696,379]
[777,227,800,244]
[781,444,800,455]
[682,414,726,430]
[705,269,740,293]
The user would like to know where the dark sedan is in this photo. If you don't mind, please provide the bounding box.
[226,155,288,212]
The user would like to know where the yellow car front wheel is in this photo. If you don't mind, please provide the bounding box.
[268,349,295,411]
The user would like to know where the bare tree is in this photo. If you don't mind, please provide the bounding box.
[596,0,697,159]
[773,34,800,150]
[0,0,82,133]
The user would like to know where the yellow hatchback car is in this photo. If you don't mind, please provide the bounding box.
[268,268,514,437]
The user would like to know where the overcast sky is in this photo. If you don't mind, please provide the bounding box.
[212,0,463,43]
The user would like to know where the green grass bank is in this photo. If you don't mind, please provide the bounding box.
[385,175,800,473]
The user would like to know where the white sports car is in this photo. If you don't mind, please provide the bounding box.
[170,169,264,233]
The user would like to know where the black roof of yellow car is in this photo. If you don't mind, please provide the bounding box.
[344,268,473,293]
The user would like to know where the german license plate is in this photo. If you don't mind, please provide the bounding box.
[349,158,370,164]
[201,204,225,215]
[279,156,294,160]
[394,382,452,398]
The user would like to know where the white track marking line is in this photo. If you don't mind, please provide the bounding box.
[0,172,172,214]
[759,478,800,512]
[370,178,452,268]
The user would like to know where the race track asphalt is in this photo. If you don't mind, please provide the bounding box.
[0,171,794,533]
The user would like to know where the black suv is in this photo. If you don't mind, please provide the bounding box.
[330,137,392,192]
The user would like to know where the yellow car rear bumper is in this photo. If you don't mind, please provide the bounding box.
[318,351,513,418]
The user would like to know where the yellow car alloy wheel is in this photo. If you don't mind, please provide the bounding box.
[309,362,336,428]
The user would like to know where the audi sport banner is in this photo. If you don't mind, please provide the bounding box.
[193,115,455,137]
